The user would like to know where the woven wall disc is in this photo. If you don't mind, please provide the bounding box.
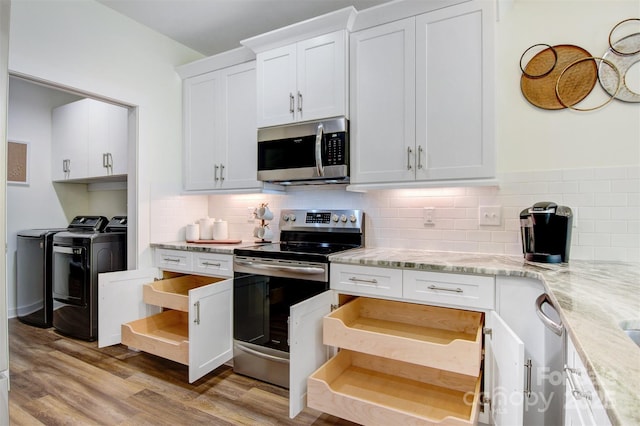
[521,44,598,110]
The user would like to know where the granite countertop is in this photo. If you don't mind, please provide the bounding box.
[151,240,260,255]
[328,248,640,426]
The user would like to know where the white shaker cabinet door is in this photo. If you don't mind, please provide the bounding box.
[289,290,333,419]
[188,278,233,383]
[486,311,525,426]
[256,44,297,127]
[98,268,162,348]
[415,1,495,181]
[183,72,222,190]
[51,100,90,181]
[296,30,347,123]
[220,61,261,190]
[350,17,416,184]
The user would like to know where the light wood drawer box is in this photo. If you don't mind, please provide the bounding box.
[121,310,189,365]
[330,264,402,298]
[143,275,225,311]
[192,252,233,277]
[324,297,483,376]
[307,349,481,426]
[154,249,192,273]
[403,270,495,310]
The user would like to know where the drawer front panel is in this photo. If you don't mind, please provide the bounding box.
[404,270,495,309]
[330,264,402,298]
[155,249,192,273]
[193,252,233,277]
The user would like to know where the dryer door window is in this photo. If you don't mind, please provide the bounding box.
[52,245,88,306]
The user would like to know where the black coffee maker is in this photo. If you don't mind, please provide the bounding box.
[520,201,573,263]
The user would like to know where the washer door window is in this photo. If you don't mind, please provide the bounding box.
[52,245,88,306]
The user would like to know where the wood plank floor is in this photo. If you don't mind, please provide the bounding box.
[7,319,356,425]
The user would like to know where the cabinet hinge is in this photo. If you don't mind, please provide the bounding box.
[331,304,339,311]
[481,395,491,412]
[483,327,492,336]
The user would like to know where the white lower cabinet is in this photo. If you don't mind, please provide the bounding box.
[98,267,233,383]
[564,337,611,426]
[308,264,526,425]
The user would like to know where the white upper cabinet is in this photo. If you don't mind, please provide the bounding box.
[180,47,263,192]
[52,98,128,182]
[256,30,348,127]
[349,0,495,188]
[242,7,356,128]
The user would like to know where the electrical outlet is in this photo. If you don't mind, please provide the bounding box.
[479,205,502,226]
[423,207,435,225]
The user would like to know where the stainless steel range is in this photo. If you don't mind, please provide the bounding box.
[233,209,364,388]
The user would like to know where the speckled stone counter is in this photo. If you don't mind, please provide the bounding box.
[328,248,640,426]
[151,240,259,255]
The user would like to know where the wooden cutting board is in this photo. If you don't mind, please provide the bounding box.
[520,44,597,110]
[186,239,242,244]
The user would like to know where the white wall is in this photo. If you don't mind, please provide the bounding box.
[8,0,203,269]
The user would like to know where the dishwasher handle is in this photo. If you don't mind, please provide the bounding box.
[535,293,563,336]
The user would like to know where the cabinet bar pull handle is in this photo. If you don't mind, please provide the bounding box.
[103,153,108,168]
[417,145,424,169]
[297,91,303,112]
[349,276,378,284]
[524,359,533,398]
[214,164,219,181]
[289,93,295,113]
[108,153,113,173]
[194,301,200,325]
[220,164,225,182]
[428,284,463,293]
[535,293,564,336]
[163,257,181,263]
[564,366,592,401]
[202,262,221,267]
[407,146,413,170]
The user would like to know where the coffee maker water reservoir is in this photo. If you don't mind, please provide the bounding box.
[520,201,573,263]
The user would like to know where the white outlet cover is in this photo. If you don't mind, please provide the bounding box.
[423,207,435,225]
[479,205,502,226]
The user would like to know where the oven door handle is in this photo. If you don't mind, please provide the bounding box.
[235,260,325,275]
[234,342,289,364]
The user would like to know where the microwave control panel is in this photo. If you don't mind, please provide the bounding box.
[325,132,347,165]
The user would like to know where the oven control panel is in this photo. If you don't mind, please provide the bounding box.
[280,209,363,231]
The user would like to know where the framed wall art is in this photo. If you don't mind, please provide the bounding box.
[7,140,29,185]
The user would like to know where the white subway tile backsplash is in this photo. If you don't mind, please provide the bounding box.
[150,166,638,263]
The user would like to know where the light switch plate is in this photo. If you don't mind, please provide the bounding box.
[479,205,502,226]
[423,207,435,225]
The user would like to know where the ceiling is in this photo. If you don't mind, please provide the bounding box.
[97,0,392,57]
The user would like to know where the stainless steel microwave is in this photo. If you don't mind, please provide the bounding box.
[257,117,348,185]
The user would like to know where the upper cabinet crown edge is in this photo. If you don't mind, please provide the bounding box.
[176,46,256,80]
[240,6,357,53]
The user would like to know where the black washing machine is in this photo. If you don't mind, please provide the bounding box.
[16,227,68,327]
[52,216,127,341]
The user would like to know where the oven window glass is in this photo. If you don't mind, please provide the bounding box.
[52,245,87,306]
[234,272,327,353]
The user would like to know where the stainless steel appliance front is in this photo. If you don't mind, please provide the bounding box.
[232,256,329,388]
[257,117,348,185]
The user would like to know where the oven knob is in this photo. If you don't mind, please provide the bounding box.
[289,214,296,222]
[340,214,347,223]
[332,214,339,222]
[282,215,289,222]
[349,215,357,223]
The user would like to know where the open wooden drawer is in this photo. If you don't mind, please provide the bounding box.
[323,297,483,376]
[142,275,225,311]
[121,310,189,365]
[308,349,481,425]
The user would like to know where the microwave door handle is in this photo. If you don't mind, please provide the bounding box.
[315,123,324,177]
